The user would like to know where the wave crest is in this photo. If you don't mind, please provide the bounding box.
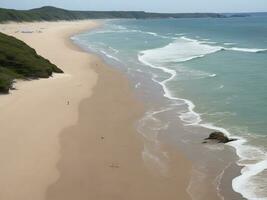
[138,36,267,200]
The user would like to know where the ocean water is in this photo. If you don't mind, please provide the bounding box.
[72,16,267,200]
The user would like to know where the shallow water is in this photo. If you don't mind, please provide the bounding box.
[73,16,267,200]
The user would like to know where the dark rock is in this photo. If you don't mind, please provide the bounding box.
[205,131,237,144]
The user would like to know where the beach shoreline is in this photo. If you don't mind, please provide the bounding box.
[72,20,246,200]
[0,20,193,200]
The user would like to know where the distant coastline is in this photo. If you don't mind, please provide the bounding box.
[0,6,249,23]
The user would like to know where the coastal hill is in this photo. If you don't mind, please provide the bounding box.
[0,32,63,93]
[0,6,227,22]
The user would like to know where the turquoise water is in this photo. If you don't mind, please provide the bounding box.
[73,16,267,200]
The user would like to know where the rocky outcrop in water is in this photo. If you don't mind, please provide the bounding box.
[204,131,237,143]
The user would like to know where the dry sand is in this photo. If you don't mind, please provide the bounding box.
[0,20,192,200]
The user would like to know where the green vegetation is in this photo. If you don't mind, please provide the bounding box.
[0,32,63,93]
[0,6,226,22]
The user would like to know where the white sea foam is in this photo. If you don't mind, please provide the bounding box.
[225,47,267,53]
[92,24,176,40]
[201,41,218,44]
[142,145,169,175]
[181,36,267,54]
[88,25,267,56]
[174,67,214,80]
[209,73,217,77]
[213,162,233,200]
[138,37,267,200]
[223,42,236,46]
[137,107,173,174]
[134,30,172,39]
[99,50,120,62]
[186,112,267,200]
[139,37,222,65]
[135,82,141,88]
[175,33,186,36]
[108,46,119,54]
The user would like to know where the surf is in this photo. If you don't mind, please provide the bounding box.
[138,36,267,200]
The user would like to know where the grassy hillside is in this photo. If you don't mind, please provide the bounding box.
[0,32,63,93]
[0,6,226,22]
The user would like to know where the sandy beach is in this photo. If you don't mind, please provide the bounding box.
[0,20,192,200]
